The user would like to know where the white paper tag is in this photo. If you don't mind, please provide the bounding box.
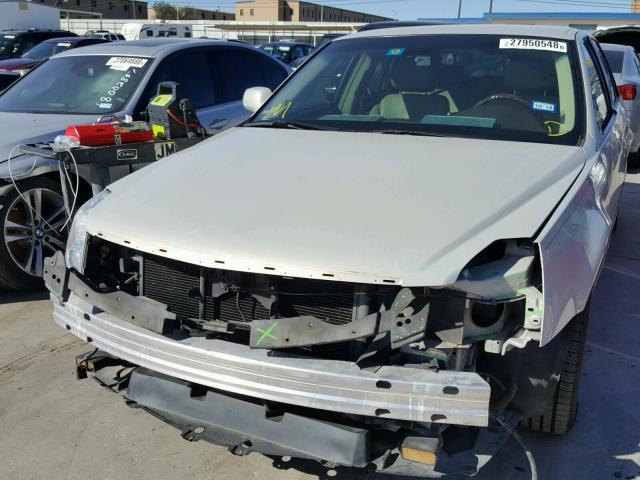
[499,38,567,53]
[106,56,148,71]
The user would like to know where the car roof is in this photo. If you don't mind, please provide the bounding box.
[263,41,310,46]
[0,29,72,35]
[41,36,86,44]
[344,24,579,41]
[54,38,255,58]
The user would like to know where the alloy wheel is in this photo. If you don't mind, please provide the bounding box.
[4,187,67,277]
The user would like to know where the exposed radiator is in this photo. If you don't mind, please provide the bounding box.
[142,254,356,325]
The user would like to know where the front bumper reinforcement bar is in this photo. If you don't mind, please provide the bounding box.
[47,258,490,427]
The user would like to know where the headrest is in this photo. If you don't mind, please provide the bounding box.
[391,57,438,92]
[504,55,556,90]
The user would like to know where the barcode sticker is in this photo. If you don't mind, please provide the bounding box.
[499,38,567,53]
[106,57,148,71]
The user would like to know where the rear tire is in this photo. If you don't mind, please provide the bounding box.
[525,301,589,434]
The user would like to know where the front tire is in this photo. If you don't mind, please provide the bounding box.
[0,177,67,291]
[525,302,589,434]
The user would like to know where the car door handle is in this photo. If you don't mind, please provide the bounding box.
[209,118,229,130]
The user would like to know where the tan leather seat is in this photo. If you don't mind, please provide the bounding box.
[372,58,450,120]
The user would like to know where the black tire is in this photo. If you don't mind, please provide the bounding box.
[628,151,639,170]
[0,177,66,291]
[525,302,589,435]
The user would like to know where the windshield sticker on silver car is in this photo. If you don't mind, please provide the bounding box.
[531,101,557,113]
[499,38,567,53]
[387,48,406,56]
[106,57,148,71]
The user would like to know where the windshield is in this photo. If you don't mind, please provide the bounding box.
[0,55,151,114]
[261,44,293,63]
[0,35,17,57]
[21,41,73,59]
[250,35,581,145]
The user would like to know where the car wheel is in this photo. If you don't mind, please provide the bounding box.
[628,151,639,170]
[0,177,68,291]
[525,300,589,435]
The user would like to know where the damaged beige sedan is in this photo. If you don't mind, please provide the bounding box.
[47,25,629,477]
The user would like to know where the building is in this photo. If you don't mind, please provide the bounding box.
[148,6,235,21]
[236,0,390,23]
[633,1,640,13]
[37,0,148,20]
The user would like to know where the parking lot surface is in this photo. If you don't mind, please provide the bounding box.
[1,176,639,480]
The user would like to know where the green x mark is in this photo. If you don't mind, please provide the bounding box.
[256,323,279,346]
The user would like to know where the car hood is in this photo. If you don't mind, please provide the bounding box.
[0,112,99,161]
[0,58,40,71]
[89,128,586,286]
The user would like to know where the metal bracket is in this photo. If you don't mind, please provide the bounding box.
[248,288,428,350]
[485,327,541,355]
[47,251,177,334]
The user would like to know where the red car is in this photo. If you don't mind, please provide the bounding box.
[0,36,110,74]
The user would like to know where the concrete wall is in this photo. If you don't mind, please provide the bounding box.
[147,7,235,21]
[235,0,390,23]
[63,19,361,44]
[236,0,289,22]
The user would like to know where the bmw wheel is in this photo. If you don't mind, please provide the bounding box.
[0,177,67,290]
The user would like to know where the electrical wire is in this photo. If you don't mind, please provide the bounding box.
[7,143,80,235]
[493,414,538,480]
[235,289,247,322]
[54,147,80,233]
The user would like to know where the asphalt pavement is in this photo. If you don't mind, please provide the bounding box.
[1,176,639,480]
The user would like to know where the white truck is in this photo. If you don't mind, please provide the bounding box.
[121,23,192,41]
[0,2,60,30]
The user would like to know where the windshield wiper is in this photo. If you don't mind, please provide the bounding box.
[245,120,331,131]
[373,129,445,137]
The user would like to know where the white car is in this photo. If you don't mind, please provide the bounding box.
[47,25,630,477]
[601,42,640,166]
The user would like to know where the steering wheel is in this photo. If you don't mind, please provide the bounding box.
[472,93,547,132]
[474,93,531,110]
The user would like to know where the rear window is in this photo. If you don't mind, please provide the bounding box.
[603,49,624,73]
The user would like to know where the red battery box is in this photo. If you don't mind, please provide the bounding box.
[65,117,153,147]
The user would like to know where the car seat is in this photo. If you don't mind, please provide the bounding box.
[503,54,558,108]
[371,57,450,120]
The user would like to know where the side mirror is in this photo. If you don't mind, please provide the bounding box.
[243,87,272,113]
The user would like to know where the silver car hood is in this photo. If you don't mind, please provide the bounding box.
[89,128,586,286]
[0,112,99,161]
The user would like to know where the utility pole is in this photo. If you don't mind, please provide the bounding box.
[457,0,462,18]
[132,0,136,19]
[320,1,324,22]
[489,0,494,13]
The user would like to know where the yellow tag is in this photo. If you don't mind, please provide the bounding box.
[150,94,173,107]
[18,2,28,10]
[152,124,165,138]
